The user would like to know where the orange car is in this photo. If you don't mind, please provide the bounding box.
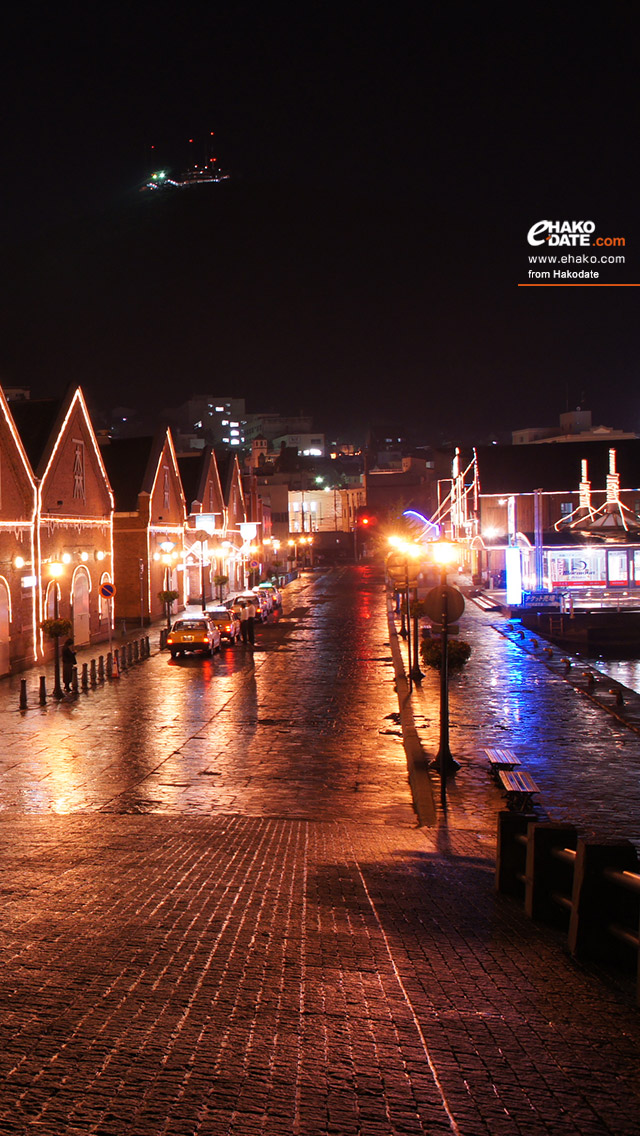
[166,616,221,658]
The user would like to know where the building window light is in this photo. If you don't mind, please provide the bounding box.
[222,436,230,442]
[215,406,224,411]
[221,419,229,425]
[230,439,239,445]
[230,421,239,427]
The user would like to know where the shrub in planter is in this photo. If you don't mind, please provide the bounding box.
[420,637,472,670]
[158,589,180,629]
[157,590,179,606]
[213,574,229,601]
[41,617,73,640]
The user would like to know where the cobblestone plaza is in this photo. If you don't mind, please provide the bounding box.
[0,567,639,1134]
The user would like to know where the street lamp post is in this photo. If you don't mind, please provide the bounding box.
[431,540,461,807]
[409,584,424,684]
[193,530,211,612]
[200,545,206,611]
[387,539,422,689]
[49,562,65,700]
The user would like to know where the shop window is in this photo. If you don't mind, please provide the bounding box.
[607,549,629,586]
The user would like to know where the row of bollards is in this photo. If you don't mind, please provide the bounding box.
[518,630,628,711]
[19,636,151,710]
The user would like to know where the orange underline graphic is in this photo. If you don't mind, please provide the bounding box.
[518,283,639,287]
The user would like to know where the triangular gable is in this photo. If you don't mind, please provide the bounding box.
[148,428,187,525]
[178,448,225,521]
[221,452,246,531]
[11,387,112,515]
[39,387,113,514]
[101,436,154,512]
[0,387,38,520]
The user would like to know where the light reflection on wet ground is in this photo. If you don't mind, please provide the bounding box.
[0,569,416,826]
[412,603,640,847]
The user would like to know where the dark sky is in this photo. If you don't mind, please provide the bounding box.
[0,2,638,443]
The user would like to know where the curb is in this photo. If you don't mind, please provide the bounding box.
[494,621,640,735]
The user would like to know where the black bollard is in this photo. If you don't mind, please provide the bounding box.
[106,652,113,679]
[90,659,97,686]
[81,663,89,690]
[133,640,139,663]
[72,666,79,694]
[19,679,28,710]
[98,655,105,682]
[145,635,150,657]
[39,676,47,705]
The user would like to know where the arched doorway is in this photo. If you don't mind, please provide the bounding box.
[0,577,10,675]
[72,567,91,646]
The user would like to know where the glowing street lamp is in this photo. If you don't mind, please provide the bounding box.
[387,538,422,690]
[160,545,179,628]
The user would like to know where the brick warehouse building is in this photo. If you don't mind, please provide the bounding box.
[6,387,114,670]
[0,387,38,673]
[100,430,187,626]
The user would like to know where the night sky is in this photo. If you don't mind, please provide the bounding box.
[0,3,637,443]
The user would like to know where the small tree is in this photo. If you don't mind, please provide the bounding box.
[41,617,73,640]
[158,589,179,630]
[213,574,229,602]
[420,637,472,670]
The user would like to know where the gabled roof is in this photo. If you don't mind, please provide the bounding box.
[101,429,185,516]
[177,452,202,510]
[477,440,640,495]
[9,397,64,477]
[100,436,156,511]
[177,447,224,516]
[214,447,239,507]
[0,387,38,500]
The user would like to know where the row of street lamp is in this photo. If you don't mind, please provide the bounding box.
[386,535,462,808]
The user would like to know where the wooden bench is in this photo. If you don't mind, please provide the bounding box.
[484,748,521,779]
[498,769,540,812]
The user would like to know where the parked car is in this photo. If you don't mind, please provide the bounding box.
[252,585,273,613]
[207,605,241,644]
[232,593,267,621]
[166,616,221,658]
[255,583,281,609]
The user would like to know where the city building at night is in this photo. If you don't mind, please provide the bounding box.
[437,441,640,606]
[5,387,114,671]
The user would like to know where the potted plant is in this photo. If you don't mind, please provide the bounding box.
[420,637,472,670]
[41,617,73,641]
[158,589,179,630]
[213,574,229,602]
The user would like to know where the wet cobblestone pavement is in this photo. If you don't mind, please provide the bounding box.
[410,602,640,848]
[0,567,639,1135]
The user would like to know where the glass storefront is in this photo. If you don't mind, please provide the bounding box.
[547,548,606,588]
